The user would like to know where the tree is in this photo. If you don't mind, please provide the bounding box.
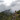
[16,10,20,14]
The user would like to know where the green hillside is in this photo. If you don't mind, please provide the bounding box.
[16,10,20,20]
[0,12,13,20]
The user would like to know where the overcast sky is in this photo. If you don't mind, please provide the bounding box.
[0,0,20,13]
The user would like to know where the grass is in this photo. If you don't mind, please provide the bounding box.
[0,14,13,20]
[16,14,20,20]
[7,15,13,20]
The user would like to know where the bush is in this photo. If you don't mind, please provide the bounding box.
[18,15,20,18]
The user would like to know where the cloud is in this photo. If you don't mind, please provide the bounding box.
[10,0,20,13]
[0,0,20,13]
[0,0,4,2]
[0,4,11,12]
[0,4,6,12]
[17,0,20,2]
[10,2,20,13]
[10,1,17,7]
[0,1,17,12]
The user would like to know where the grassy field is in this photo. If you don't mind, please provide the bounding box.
[16,16,20,20]
[0,16,13,20]
[7,15,13,20]
[16,14,20,20]
[0,14,13,20]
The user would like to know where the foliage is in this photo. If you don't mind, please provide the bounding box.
[16,16,20,20]
[18,15,20,18]
[16,10,20,13]
[0,11,13,20]
[16,10,20,20]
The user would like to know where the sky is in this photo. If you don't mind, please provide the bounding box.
[0,0,20,13]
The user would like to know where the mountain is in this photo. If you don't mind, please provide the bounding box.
[1,9,11,15]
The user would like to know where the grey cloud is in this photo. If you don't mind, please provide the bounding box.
[0,4,11,12]
[0,1,4,2]
[10,2,17,7]
[0,0,4,3]
[0,0,4,1]
[16,0,20,2]
[0,4,6,12]
[10,0,20,13]
[0,1,17,12]
[5,1,17,10]
[10,2,20,13]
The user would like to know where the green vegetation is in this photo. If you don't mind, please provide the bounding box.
[0,10,20,20]
[16,10,20,20]
[16,10,20,13]
[16,16,20,20]
[0,12,13,20]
